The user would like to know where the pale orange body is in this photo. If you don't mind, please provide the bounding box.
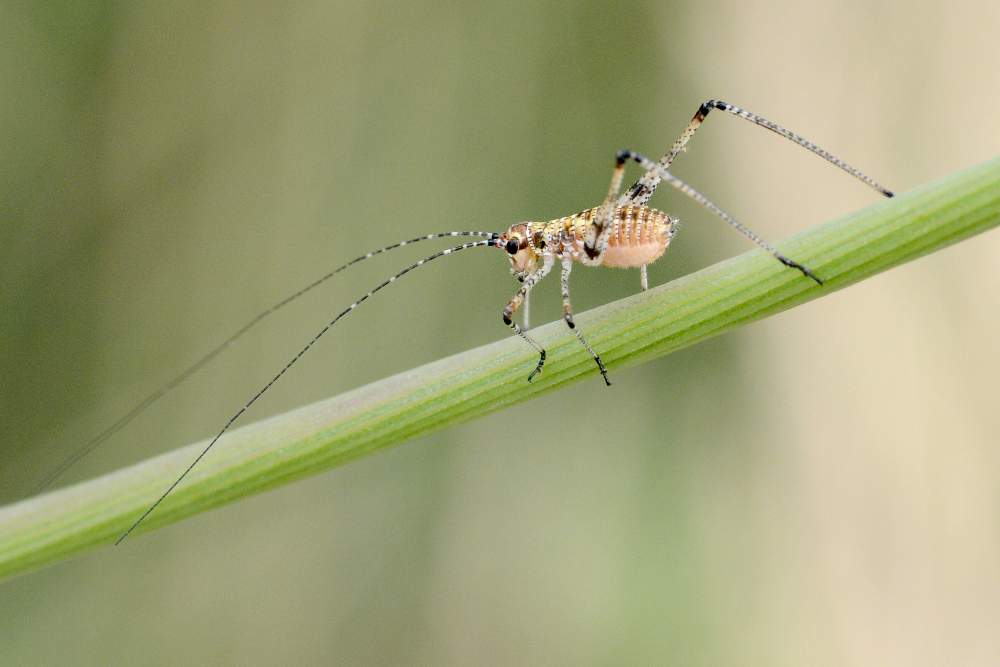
[500,204,676,276]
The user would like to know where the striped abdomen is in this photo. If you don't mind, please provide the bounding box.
[545,205,676,268]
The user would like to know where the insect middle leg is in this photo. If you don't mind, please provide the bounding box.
[560,254,610,386]
[502,254,554,381]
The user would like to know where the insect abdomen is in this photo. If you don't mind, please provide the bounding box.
[553,205,675,268]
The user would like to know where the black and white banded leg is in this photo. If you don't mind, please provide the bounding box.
[583,147,634,264]
[619,149,824,284]
[626,99,895,206]
[560,254,610,386]
[503,254,554,382]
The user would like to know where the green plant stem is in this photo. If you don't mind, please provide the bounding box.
[2,157,999,582]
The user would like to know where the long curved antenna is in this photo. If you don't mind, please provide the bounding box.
[116,236,497,544]
[32,230,496,496]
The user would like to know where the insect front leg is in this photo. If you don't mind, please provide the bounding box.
[560,255,610,386]
[502,254,554,382]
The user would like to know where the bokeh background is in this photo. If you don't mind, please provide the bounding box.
[2,1,999,664]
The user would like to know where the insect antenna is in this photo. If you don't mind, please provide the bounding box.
[32,230,496,496]
[115,236,498,544]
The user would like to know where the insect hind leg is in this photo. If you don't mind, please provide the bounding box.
[583,148,636,264]
[620,150,824,285]
[625,99,895,206]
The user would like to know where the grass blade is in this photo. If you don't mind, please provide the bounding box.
[1,157,998,582]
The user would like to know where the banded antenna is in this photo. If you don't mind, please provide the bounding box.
[116,236,498,543]
[33,230,497,496]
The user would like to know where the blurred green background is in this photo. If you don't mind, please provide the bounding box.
[2,1,999,664]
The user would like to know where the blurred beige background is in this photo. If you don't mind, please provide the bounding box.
[2,1,999,664]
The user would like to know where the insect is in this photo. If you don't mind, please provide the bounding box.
[38,99,893,543]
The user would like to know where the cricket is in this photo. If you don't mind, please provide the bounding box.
[38,99,894,543]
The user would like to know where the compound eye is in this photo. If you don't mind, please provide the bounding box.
[505,239,520,255]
